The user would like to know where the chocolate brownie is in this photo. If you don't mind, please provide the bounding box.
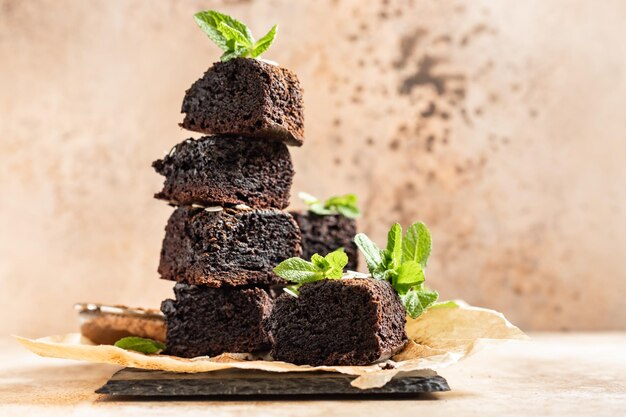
[161,283,273,357]
[180,58,304,146]
[158,206,301,287]
[290,212,358,270]
[153,136,293,209]
[267,278,407,366]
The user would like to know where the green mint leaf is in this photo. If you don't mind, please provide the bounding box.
[252,24,278,58]
[194,11,229,51]
[336,205,361,219]
[401,288,439,319]
[311,253,330,271]
[402,222,432,268]
[325,194,355,207]
[193,10,278,61]
[325,194,361,219]
[217,21,253,49]
[308,203,336,216]
[324,248,348,278]
[220,47,248,62]
[354,233,383,275]
[430,300,460,309]
[299,192,361,218]
[196,11,253,45]
[325,267,344,279]
[386,223,403,269]
[393,260,425,294]
[324,248,348,270]
[273,258,324,284]
[114,337,165,354]
[275,249,349,284]
[354,221,440,311]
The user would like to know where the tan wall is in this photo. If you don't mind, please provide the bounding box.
[1,0,625,336]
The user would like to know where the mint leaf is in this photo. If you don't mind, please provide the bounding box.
[193,10,277,62]
[114,337,165,354]
[354,221,441,319]
[430,300,460,309]
[311,253,330,270]
[308,204,336,216]
[274,248,349,284]
[252,24,278,57]
[393,260,425,294]
[194,11,230,50]
[336,205,361,219]
[401,288,439,319]
[217,21,253,50]
[385,223,403,269]
[325,194,357,208]
[324,248,348,270]
[324,248,348,278]
[273,258,323,283]
[403,222,432,268]
[221,47,247,62]
[299,192,361,219]
[214,11,254,43]
[354,233,382,275]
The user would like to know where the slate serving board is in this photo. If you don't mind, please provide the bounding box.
[96,368,450,397]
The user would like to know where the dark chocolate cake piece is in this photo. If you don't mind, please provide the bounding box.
[161,283,273,357]
[268,278,407,366]
[180,58,304,146]
[153,136,293,209]
[158,206,301,287]
[290,212,358,270]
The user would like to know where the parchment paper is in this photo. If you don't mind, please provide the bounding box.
[15,301,527,389]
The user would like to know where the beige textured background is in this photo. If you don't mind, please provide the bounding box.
[1,0,625,336]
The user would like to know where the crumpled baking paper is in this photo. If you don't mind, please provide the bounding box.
[15,301,527,389]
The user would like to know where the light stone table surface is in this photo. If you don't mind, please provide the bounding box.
[0,333,624,417]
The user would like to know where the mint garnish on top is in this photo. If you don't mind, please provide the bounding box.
[114,336,166,354]
[355,222,439,319]
[194,10,278,62]
[273,248,349,296]
[298,192,361,219]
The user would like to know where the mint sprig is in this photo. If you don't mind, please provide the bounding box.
[273,248,349,296]
[194,10,278,62]
[114,337,166,354]
[298,192,361,219]
[354,222,439,319]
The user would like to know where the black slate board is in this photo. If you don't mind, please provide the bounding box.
[96,367,450,397]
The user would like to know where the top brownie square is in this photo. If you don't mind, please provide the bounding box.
[180,58,304,146]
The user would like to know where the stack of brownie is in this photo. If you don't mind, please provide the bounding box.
[153,58,305,357]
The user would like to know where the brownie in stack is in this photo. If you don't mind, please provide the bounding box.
[154,57,304,357]
[290,211,359,271]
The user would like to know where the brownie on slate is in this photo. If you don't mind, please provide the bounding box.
[290,212,358,271]
[268,278,407,366]
[158,206,301,287]
[180,58,304,146]
[153,136,293,209]
[161,283,273,357]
